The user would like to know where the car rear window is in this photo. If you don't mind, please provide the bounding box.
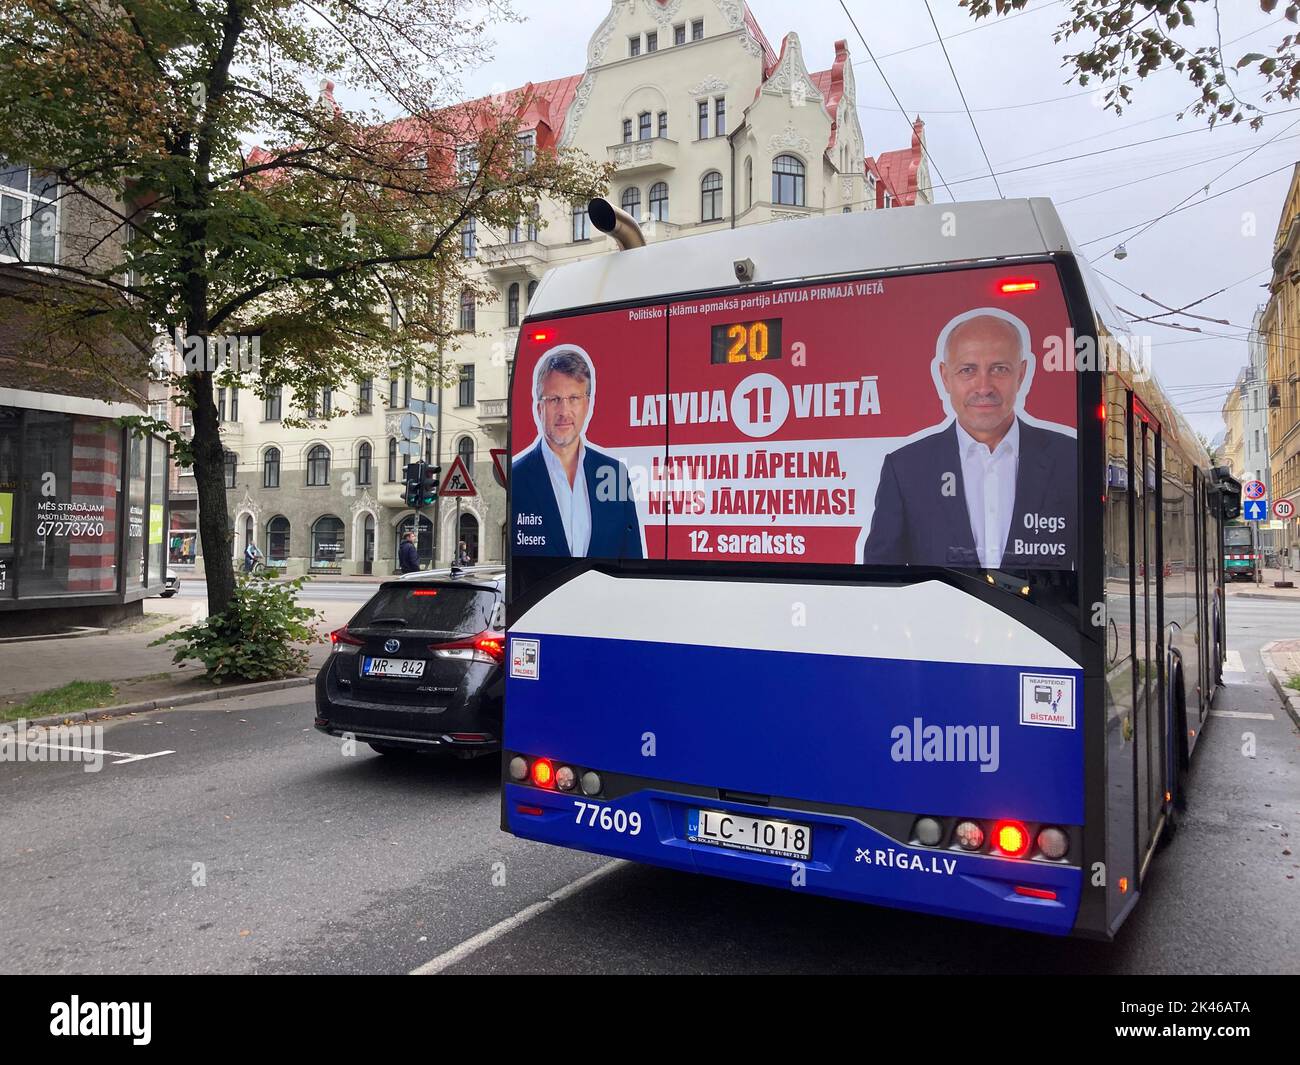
[352,585,497,633]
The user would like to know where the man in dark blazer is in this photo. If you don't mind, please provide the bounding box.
[511,348,643,559]
[862,313,1076,569]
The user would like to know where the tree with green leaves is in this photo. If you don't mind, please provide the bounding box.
[963,0,1300,128]
[0,0,608,615]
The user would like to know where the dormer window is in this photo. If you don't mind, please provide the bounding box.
[629,35,641,57]
[691,18,704,40]
[517,131,535,166]
[456,145,478,177]
[647,31,658,53]
[673,23,685,45]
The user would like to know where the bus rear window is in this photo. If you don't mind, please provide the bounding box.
[509,263,1078,572]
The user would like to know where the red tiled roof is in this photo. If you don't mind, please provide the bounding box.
[875,117,926,206]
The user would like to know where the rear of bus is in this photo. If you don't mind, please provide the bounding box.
[502,201,1103,937]
[1223,523,1256,581]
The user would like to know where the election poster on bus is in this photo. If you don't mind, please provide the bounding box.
[509,262,1077,570]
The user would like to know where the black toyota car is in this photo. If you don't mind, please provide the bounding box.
[314,568,504,758]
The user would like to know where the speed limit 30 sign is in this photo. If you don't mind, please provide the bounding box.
[1274,499,1296,520]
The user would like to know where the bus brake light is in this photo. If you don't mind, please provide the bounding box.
[531,758,555,789]
[531,330,550,342]
[993,820,1030,857]
[998,279,1039,294]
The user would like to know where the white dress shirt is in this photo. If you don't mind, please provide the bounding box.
[540,440,591,556]
[955,418,1020,569]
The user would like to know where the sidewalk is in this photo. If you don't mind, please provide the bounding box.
[1258,640,1300,728]
[1223,566,1300,600]
[0,609,328,718]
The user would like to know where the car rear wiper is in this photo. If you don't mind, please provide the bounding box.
[367,616,408,627]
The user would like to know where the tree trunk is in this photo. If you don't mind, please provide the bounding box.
[189,370,235,616]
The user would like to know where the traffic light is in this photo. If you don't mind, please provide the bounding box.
[404,462,422,508]
[421,465,440,507]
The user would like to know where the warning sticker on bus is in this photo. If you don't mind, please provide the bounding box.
[509,264,1077,570]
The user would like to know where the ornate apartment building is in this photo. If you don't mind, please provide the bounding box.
[1265,163,1300,546]
[205,0,932,577]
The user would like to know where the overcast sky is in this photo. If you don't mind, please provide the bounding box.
[446,0,1292,438]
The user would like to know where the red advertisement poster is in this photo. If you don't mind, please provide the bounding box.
[510,263,1077,569]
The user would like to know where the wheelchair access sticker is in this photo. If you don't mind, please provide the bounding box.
[1019,673,1075,729]
[510,638,540,680]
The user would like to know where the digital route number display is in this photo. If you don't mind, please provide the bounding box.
[710,318,783,364]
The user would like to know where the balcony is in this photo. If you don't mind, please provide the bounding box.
[479,397,507,426]
[479,239,548,278]
[607,137,678,175]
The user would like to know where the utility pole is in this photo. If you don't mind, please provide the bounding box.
[432,346,445,567]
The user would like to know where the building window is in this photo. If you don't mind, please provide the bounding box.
[311,515,345,568]
[321,386,332,417]
[216,387,227,423]
[508,217,522,243]
[691,18,704,40]
[527,279,538,305]
[649,181,668,222]
[697,100,709,140]
[0,163,58,264]
[621,185,641,220]
[224,450,238,488]
[387,437,398,481]
[527,205,539,242]
[715,97,726,136]
[674,23,685,45]
[263,447,280,488]
[304,389,318,419]
[456,144,478,177]
[307,444,330,486]
[387,370,400,409]
[230,388,238,422]
[461,217,476,258]
[884,190,893,208]
[646,30,658,52]
[358,376,372,414]
[638,111,652,140]
[572,202,590,241]
[264,386,282,421]
[503,282,519,327]
[623,118,633,144]
[459,290,476,332]
[658,111,668,138]
[772,154,806,206]
[267,516,290,563]
[517,131,535,166]
[628,35,641,57]
[357,441,372,486]
[458,364,475,408]
[700,171,723,222]
[457,436,475,467]
[745,156,752,208]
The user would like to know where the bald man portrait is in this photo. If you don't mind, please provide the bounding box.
[861,309,1076,570]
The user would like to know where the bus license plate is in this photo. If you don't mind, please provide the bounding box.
[688,809,811,859]
[362,657,426,678]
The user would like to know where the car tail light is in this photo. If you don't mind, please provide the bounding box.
[330,625,364,655]
[1014,886,1058,901]
[431,630,505,664]
[531,758,555,789]
[993,820,1030,858]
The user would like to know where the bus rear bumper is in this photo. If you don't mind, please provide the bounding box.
[505,783,1083,936]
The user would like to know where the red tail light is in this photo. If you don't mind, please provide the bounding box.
[993,820,1030,858]
[430,630,505,664]
[531,758,555,789]
[998,279,1039,294]
[1014,886,1058,900]
[330,625,364,656]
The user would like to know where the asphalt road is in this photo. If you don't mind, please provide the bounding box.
[1,598,1296,974]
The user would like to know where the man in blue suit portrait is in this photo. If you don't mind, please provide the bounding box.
[511,347,644,559]
[861,309,1076,570]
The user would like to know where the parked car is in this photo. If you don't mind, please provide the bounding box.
[158,570,181,598]
[314,567,504,758]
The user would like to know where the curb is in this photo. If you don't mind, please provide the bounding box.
[14,676,314,729]
[1259,641,1300,730]
[1231,592,1300,602]
[0,626,108,645]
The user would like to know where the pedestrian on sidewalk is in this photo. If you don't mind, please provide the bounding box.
[398,530,420,574]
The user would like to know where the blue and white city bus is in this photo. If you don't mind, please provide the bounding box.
[500,197,1236,938]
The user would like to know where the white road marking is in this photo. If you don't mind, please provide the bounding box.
[14,740,176,764]
[410,861,623,975]
[1210,710,1275,720]
[1223,650,1246,674]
